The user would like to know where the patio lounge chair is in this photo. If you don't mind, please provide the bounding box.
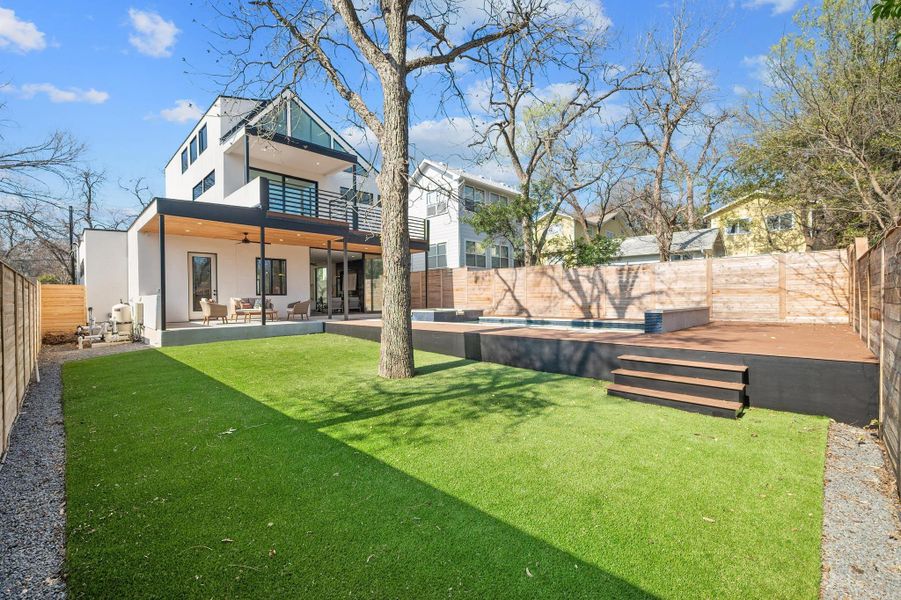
[199,298,228,325]
[286,299,310,320]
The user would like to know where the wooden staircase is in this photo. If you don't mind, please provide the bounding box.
[607,354,748,418]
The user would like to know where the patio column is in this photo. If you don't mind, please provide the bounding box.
[343,241,349,320]
[361,252,366,314]
[159,214,166,331]
[424,247,429,309]
[260,223,267,326]
[327,240,333,320]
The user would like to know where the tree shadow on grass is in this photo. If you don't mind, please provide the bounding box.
[63,350,657,599]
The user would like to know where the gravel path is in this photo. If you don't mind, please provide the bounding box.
[821,421,901,599]
[0,343,148,599]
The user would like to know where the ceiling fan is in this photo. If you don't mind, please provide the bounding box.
[236,232,270,245]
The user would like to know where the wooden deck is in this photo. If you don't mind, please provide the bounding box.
[332,319,877,363]
[326,319,879,425]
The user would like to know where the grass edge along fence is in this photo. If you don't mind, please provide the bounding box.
[0,261,41,461]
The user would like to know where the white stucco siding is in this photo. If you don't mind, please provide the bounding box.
[80,230,129,320]
[157,234,311,323]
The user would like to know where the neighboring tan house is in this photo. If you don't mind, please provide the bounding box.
[612,228,725,265]
[409,159,517,271]
[705,193,809,256]
[79,89,428,341]
[539,210,633,260]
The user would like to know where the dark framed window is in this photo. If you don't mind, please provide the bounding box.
[192,182,203,200]
[465,240,487,268]
[766,212,794,232]
[726,218,751,235]
[202,170,215,192]
[198,124,207,154]
[491,244,511,268]
[181,149,188,173]
[256,258,287,296]
[463,185,484,211]
[428,243,447,268]
[189,136,198,163]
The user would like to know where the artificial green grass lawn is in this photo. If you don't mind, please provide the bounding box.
[63,334,828,599]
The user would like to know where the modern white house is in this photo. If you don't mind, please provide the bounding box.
[408,159,517,271]
[79,89,428,345]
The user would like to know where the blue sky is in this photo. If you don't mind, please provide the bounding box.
[0,1,802,212]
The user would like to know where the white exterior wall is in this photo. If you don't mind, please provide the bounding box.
[409,161,515,271]
[164,97,259,202]
[131,233,311,323]
[79,230,129,320]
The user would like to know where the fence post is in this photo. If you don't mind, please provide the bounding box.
[0,266,5,456]
[778,254,787,321]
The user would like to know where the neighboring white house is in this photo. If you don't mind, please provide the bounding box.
[408,159,517,271]
[77,229,129,320]
[80,89,428,343]
[612,228,725,264]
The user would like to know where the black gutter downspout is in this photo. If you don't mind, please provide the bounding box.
[343,241,349,321]
[327,240,333,320]
[159,214,166,331]
[424,221,430,309]
[244,132,250,185]
[69,205,76,283]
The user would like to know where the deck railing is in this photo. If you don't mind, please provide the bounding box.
[264,179,427,240]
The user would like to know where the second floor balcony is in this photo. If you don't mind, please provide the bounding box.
[231,176,428,242]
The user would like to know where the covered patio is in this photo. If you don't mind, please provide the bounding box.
[131,195,429,336]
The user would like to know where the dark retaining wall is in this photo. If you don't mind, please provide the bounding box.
[325,321,879,426]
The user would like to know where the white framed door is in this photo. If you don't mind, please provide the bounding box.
[188,252,218,320]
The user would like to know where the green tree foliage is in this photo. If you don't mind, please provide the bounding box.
[731,0,900,246]
[552,235,622,268]
[872,0,901,46]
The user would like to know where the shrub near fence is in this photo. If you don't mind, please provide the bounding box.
[0,261,41,459]
[849,228,901,498]
[411,249,850,324]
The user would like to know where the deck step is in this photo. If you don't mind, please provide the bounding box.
[612,368,746,403]
[607,383,744,419]
[618,354,747,383]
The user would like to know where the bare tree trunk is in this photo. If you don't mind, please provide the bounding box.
[377,9,414,379]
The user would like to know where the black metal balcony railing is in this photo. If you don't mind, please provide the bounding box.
[264,179,427,241]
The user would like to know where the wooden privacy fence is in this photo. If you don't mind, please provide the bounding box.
[412,249,850,323]
[39,284,86,339]
[848,228,901,498]
[0,262,41,460]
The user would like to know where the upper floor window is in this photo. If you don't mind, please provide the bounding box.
[491,245,512,268]
[488,192,507,204]
[465,240,487,268]
[766,212,794,232]
[726,218,751,235]
[290,100,331,147]
[180,149,188,173]
[428,243,447,269]
[192,170,215,200]
[189,136,198,163]
[198,124,207,154]
[463,185,484,211]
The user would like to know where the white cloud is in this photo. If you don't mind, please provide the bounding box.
[156,99,202,123]
[0,7,46,53]
[3,82,109,103]
[732,84,750,96]
[127,8,178,58]
[742,0,799,15]
[742,54,773,85]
